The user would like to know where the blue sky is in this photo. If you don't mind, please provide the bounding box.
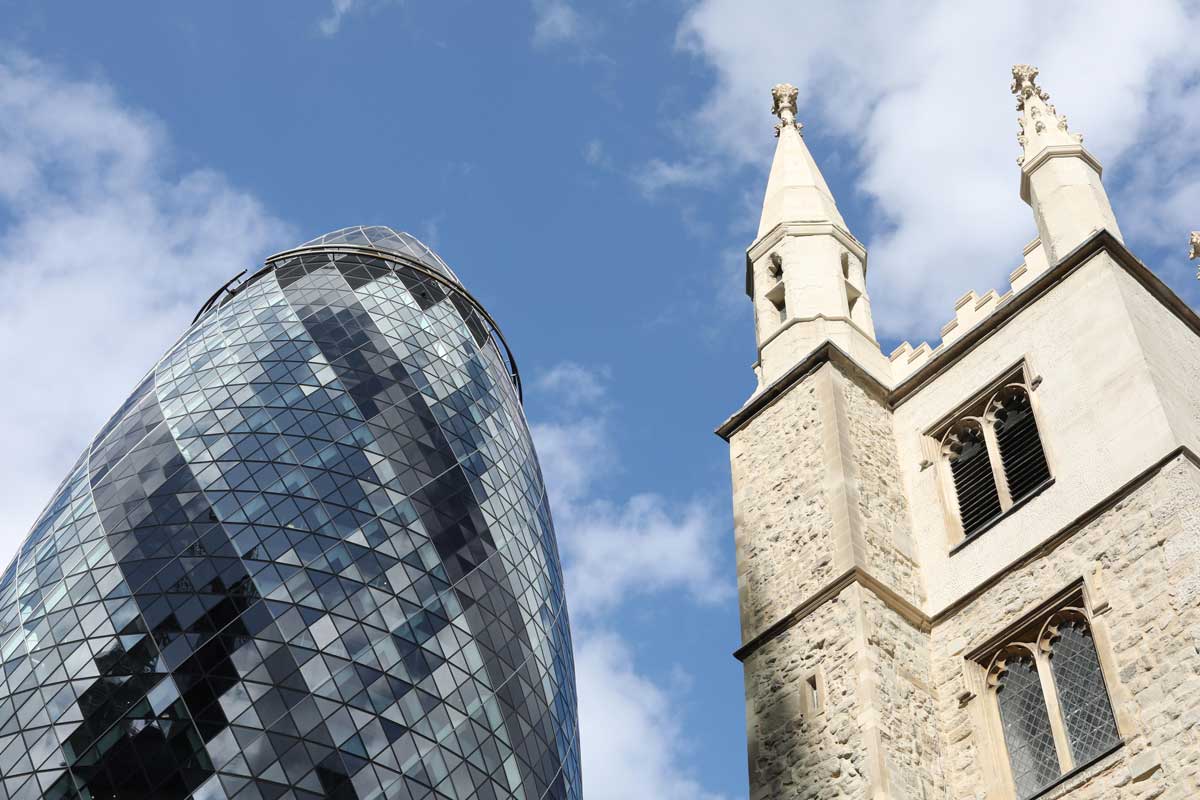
[1,1,1198,798]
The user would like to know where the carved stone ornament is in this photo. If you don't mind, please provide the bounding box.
[1011,64,1080,165]
[1191,232,1199,279]
[1010,64,1048,111]
[771,83,803,137]
[768,251,784,279]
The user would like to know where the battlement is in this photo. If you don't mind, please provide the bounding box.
[889,237,1051,380]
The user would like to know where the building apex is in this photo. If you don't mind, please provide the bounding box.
[1011,64,1082,166]
[771,83,802,137]
[757,82,846,238]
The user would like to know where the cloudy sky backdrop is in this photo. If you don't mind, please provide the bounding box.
[2,1,1198,797]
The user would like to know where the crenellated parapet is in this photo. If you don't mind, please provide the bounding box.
[889,237,1054,381]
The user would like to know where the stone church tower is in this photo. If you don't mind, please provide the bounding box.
[719,67,1200,799]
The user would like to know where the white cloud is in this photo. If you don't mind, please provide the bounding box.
[575,631,726,800]
[530,362,731,799]
[531,0,585,47]
[0,53,292,565]
[531,363,731,616]
[660,0,1200,339]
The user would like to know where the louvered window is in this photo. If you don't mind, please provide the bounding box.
[993,387,1051,503]
[946,422,1002,537]
[935,371,1052,543]
[986,611,1121,799]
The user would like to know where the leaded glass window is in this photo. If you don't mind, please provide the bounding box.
[995,652,1059,798]
[1048,618,1120,766]
[986,611,1121,799]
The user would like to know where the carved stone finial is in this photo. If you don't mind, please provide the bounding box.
[1190,232,1200,261]
[1010,64,1047,110]
[771,83,802,138]
[1011,64,1081,165]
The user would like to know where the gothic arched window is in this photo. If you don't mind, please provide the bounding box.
[932,368,1053,544]
[944,420,1002,537]
[992,386,1051,503]
[992,649,1059,798]
[1045,615,1121,767]
[986,611,1121,799]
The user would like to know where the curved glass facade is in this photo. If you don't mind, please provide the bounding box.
[0,229,579,800]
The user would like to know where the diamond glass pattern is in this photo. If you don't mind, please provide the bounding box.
[995,654,1059,799]
[1048,621,1119,767]
[0,228,580,800]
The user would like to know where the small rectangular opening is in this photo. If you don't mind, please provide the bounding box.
[805,672,821,714]
[765,281,787,323]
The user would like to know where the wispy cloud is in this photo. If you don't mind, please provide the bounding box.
[0,52,292,564]
[635,156,725,197]
[530,362,731,799]
[583,138,614,170]
[532,363,731,614]
[317,0,402,36]
[531,0,586,47]
[317,0,358,36]
[654,0,1200,339]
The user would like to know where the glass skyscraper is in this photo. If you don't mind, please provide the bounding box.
[0,227,579,800]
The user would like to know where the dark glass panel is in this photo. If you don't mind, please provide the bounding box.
[1049,620,1120,766]
[996,653,1060,799]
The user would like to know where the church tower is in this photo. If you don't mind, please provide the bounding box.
[720,68,1200,800]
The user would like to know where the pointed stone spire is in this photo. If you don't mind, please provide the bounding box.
[1010,65,1122,264]
[745,83,884,388]
[758,83,847,238]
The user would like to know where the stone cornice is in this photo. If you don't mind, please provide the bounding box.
[733,565,931,662]
[1019,143,1104,203]
[753,312,877,359]
[715,340,890,441]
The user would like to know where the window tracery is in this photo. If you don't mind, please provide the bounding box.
[932,367,1052,542]
[984,610,1121,799]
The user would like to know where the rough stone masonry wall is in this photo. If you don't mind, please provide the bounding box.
[861,591,945,799]
[841,376,924,607]
[731,373,836,642]
[932,455,1200,799]
[743,592,871,800]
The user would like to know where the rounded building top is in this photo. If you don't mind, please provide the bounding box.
[299,225,459,281]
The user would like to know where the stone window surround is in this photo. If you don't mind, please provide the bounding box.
[924,359,1055,549]
[959,580,1132,800]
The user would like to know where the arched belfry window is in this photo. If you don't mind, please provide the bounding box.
[943,421,1002,537]
[982,608,1122,799]
[930,366,1053,544]
[992,386,1051,502]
